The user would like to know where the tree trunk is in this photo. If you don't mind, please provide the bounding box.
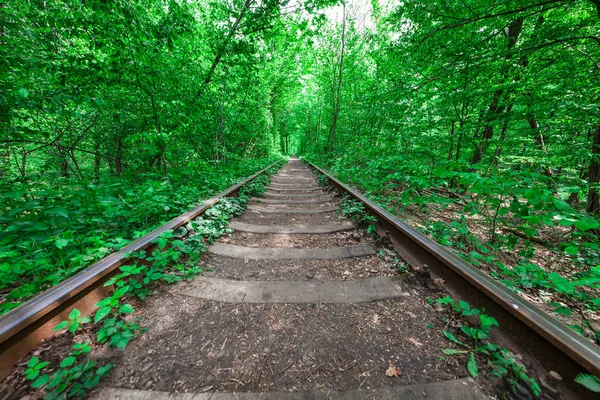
[56,145,70,178]
[454,119,465,162]
[93,140,101,184]
[448,121,455,160]
[492,104,514,163]
[586,124,600,214]
[471,18,523,165]
[115,136,123,175]
[0,151,8,178]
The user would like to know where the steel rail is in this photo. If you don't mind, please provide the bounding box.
[0,158,284,377]
[305,158,600,398]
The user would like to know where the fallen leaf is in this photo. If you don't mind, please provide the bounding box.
[373,314,380,324]
[432,278,445,288]
[408,337,423,347]
[385,362,402,377]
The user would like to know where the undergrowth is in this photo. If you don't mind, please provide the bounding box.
[432,296,541,396]
[339,197,378,236]
[0,158,278,315]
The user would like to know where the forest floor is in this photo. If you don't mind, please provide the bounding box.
[399,200,600,341]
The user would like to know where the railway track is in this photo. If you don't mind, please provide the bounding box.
[0,157,599,399]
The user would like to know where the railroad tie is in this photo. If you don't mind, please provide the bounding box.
[208,243,374,260]
[250,197,333,204]
[95,379,485,399]
[247,205,338,214]
[228,221,353,234]
[178,276,405,303]
[262,192,331,198]
[265,186,321,191]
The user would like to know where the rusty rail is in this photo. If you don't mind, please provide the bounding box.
[0,159,284,378]
[304,159,600,399]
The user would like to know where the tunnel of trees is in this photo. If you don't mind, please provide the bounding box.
[1,0,600,355]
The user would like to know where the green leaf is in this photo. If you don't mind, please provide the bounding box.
[158,238,168,250]
[31,374,50,388]
[96,298,111,307]
[38,361,50,369]
[94,306,112,323]
[575,373,600,392]
[565,246,578,256]
[27,357,39,368]
[575,219,599,232]
[119,304,134,314]
[150,272,163,280]
[53,321,69,331]
[114,338,130,349]
[553,306,572,316]
[442,330,465,346]
[113,286,130,299]
[479,314,499,328]
[467,352,479,378]
[97,364,114,376]
[54,238,69,249]
[68,308,81,320]
[60,356,76,368]
[552,199,572,210]
[97,329,107,343]
[26,370,40,380]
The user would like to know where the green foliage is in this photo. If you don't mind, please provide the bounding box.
[496,262,600,341]
[97,318,140,350]
[1,0,299,315]
[53,309,91,335]
[26,342,113,400]
[193,198,247,243]
[575,373,600,393]
[240,175,271,198]
[340,198,378,235]
[317,174,329,187]
[25,357,50,382]
[436,296,540,396]
[311,151,600,339]
[0,158,275,314]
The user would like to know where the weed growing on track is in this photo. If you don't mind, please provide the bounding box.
[317,174,329,187]
[53,309,91,335]
[433,296,541,396]
[575,374,600,393]
[340,198,378,236]
[28,342,113,399]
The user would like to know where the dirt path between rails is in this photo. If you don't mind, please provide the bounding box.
[91,158,492,399]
